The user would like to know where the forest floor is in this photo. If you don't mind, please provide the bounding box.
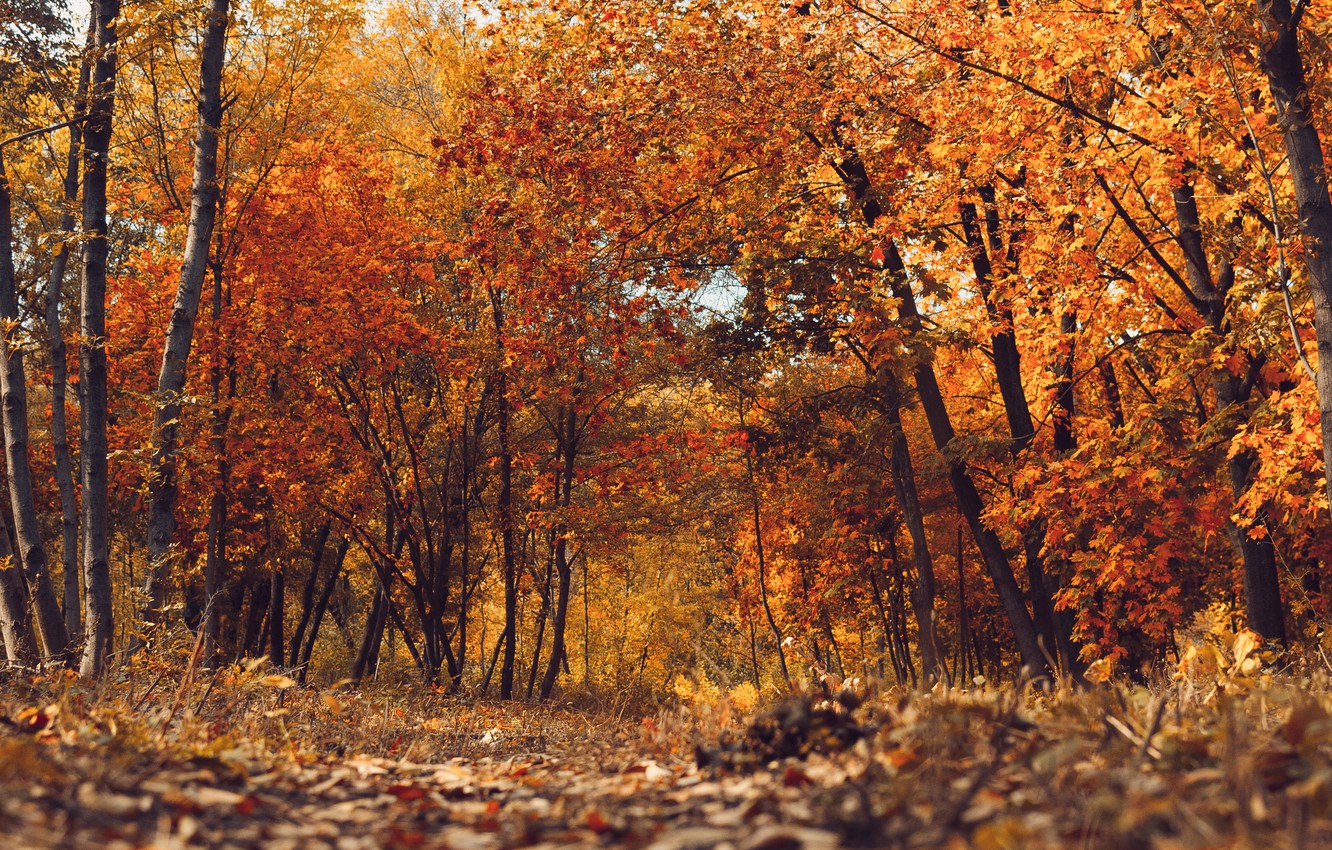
[2,648,1332,849]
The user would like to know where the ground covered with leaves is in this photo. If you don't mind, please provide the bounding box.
[3,652,1332,849]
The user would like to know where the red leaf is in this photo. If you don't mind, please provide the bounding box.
[586,810,611,833]
[387,784,429,802]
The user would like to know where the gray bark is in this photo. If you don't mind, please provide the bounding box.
[0,154,36,666]
[0,528,35,664]
[49,22,93,642]
[1257,0,1332,634]
[78,0,121,677]
[0,145,69,662]
[141,0,232,629]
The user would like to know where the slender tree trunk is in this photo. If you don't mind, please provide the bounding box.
[1047,310,1083,673]
[822,141,1048,676]
[1258,0,1332,533]
[747,454,791,688]
[352,581,387,682]
[959,197,1036,453]
[289,521,331,667]
[268,564,284,667]
[78,0,121,677]
[526,551,551,699]
[540,404,577,700]
[955,528,972,683]
[141,0,232,629]
[299,538,349,679]
[538,534,573,699]
[1098,358,1126,429]
[0,542,35,663]
[960,193,1076,671]
[886,545,917,688]
[583,550,591,684]
[479,632,504,695]
[49,27,92,642]
[866,564,900,683]
[1172,184,1285,641]
[492,292,517,700]
[0,449,35,661]
[200,251,232,663]
[875,369,942,686]
[0,150,69,663]
[1053,311,1078,454]
[911,328,1047,675]
[498,383,517,698]
[201,470,227,662]
[240,580,269,660]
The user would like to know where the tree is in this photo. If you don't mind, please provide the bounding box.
[79,0,121,677]
[140,0,232,638]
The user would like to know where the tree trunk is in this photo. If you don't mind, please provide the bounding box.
[268,564,284,668]
[49,26,92,642]
[200,248,233,662]
[540,404,577,700]
[0,447,35,663]
[0,148,69,664]
[298,538,349,679]
[1172,184,1286,641]
[289,521,331,667]
[961,191,1077,672]
[0,540,35,663]
[893,249,1047,676]
[959,196,1036,452]
[747,454,791,688]
[352,580,387,682]
[866,566,902,683]
[1258,0,1332,536]
[820,139,1048,677]
[526,552,551,700]
[493,291,518,700]
[141,0,232,629]
[874,369,942,686]
[78,0,121,678]
[955,528,972,683]
[240,580,270,660]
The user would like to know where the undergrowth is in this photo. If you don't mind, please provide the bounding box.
[4,626,1332,847]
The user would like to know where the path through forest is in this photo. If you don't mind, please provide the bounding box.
[4,669,1332,849]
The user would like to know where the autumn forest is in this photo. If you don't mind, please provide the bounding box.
[3,0,1332,695]
[15,0,1332,846]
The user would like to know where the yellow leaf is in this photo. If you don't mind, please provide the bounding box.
[1231,629,1261,674]
[1085,657,1115,684]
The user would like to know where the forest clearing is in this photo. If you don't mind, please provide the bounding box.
[9,0,1332,845]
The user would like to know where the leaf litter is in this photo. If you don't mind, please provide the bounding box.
[4,661,1332,849]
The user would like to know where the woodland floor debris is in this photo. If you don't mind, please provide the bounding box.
[3,665,1332,849]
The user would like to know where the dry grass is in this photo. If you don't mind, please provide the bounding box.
[3,633,1332,848]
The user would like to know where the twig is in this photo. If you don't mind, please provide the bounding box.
[130,666,171,714]
[192,666,224,717]
[1137,694,1169,761]
[157,623,208,744]
[0,117,82,149]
